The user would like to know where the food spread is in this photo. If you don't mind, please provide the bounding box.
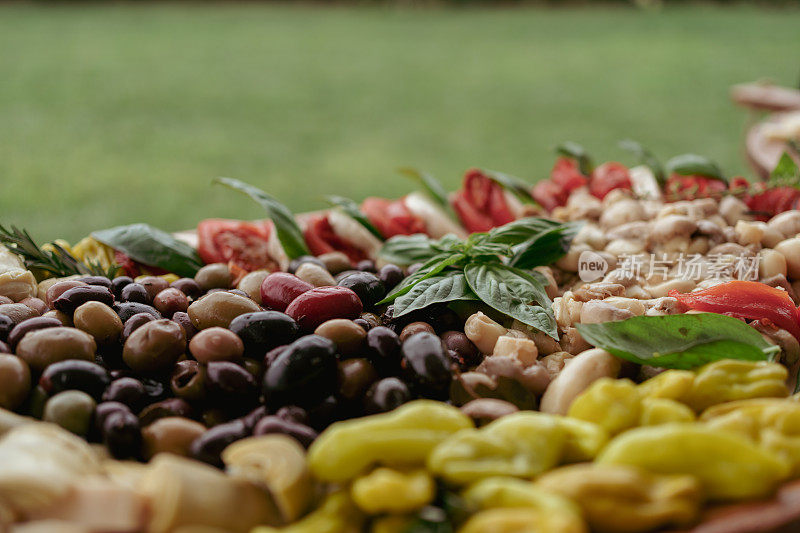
[2,143,800,532]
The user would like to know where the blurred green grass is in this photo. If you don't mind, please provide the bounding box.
[0,3,798,243]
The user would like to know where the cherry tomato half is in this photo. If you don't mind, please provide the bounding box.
[197,219,278,272]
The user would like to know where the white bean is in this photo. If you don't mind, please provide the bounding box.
[540,348,621,415]
[492,336,539,366]
[775,238,800,280]
[768,211,800,239]
[760,249,788,279]
[464,312,508,355]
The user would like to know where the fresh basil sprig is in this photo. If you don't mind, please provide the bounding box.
[92,223,203,278]
[768,152,800,189]
[576,313,780,370]
[619,139,666,185]
[556,141,594,175]
[665,154,725,182]
[213,177,310,260]
[326,195,384,240]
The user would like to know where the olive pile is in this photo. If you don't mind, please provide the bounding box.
[0,255,481,467]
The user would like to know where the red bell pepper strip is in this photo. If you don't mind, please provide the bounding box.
[361,197,427,239]
[303,214,369,264]
[590,162,632,199]
[669,280,800,341]
[451,169,517,233]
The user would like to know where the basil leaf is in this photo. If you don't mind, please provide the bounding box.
[326,195,384,240]
[481,169,536,205]
[486,217,563,246]
[510,221,583,269]
[393,272,476,318]
[556,141,594,175]
[665,154,725,182]
[92,223,203,278]
[464,262,557,338]
[768,152,800,189]
[379,234,441,266]
[379,253,466,304]
[213,177,310,260]
[398,167,452,210]
[576,313,780,370]
[619,139,666,185]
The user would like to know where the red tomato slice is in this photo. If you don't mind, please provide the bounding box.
[590,162,632,199]
[197,219,278,272]
[532,179,569,212]
[303,214,367,265]
[361,197,427,238]
[665,174,726,202]
[551,157,588,192]
[452,169,516,233]
[114,251,167,278]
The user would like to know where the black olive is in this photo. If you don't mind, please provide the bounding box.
[252,415,318,448]
[337,272,385,308]
[364,377,412,414]
[205,361,258,410]
[378,264,404,290]
[53,285,115,314]
[111,276,134,299]
[121,283,150,304]
[102,410,141,459]
[39,360,111,400]
[262,335,337,408]
[79,276,113,289]
[400,332,453,399]
[102,377,147,411]
[365,326,402,375]
[115,302,161,322]
[190,419,249,467]
[229,311,299,357]
[139,398,193,426]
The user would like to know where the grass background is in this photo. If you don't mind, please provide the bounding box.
[0,3,798,243]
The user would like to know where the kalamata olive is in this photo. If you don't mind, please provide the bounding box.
[229,311,300,356]
[103,410,141,459]
[353,318,371,331]
[115,302,161,322]
[337,358,378,400]
[43,390,96,436]
[142,416,206,459]
[190,327,244,363]
[441,330,481,368]
[241,405,269,431]
[365,326,402,374]
[138,276,170,301]
[20,297,48,315]
[40,360,111,400]
[171,311,197,341]
[0,353,31,410]
[153,288,189,316]
[206,361,257,407]
[275,405,309,425]
[378,264,404,290]
[140,377,169,403]
[7,316,62,348]
[0,303,39,324]
[122,319,186,373]
[102,377,147,411]
[111,276,134,298]
[120,312,155,343]
[335,270,359,283]
[121,283,149,304]
[187,291,261,330]
[53,285,114,314]
[399,321,435,342]
[307,395,359,430]
[356,259,376,273]
[285,286,363,331]
[315,319,366,356]
[252,415,318,448]
[364,377,412,415]
[337,272,384,308]
[45,280,87,307]
[94,401,132,432]
[401,332,452,399]
[260,273,313,312]
[190,419,249,467]
[139,398,193,426]
[170,278,202,299]
[73,301,123,346]
[263,335,338,408]
[460,398,519,426]
[15,327,96,373]
[194,263,232,291]
[264,345,288,367]
[170,360,206,401]
[79,276,113,289]
[318,252,351,275]
[288,256,326,274]
[0,314,13,341]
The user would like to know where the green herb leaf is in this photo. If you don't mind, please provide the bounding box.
[480,169,536,205]
[393,271,477,317]
[326,195,384,240]
[379,253,466,304]
[510,221,583,269]
[556,141,594,175]
[398,167,452,210]
[92,223,203,278]
[464,262,557,338]
[485,217,563,246]
[665,154,725,182]
[576,313,780,370]
[379,234,441,266]
[213,177,310,259]
[619,139,666,185]
[768,152,800,189]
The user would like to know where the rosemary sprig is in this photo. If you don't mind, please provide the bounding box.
[0,225,115,279]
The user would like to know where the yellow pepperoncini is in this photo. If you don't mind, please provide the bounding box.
[350,468,435,514]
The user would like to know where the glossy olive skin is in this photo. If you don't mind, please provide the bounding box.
[441,330,481,368]
[337,272,385,308]
[194,263,232,291]
[171,311,197,341]
[190,419,249,467]
[337,358,378,400]
[0,353,31,410]
[0,340,9,354]
[189,327,244,363]
[15,327,96,373]
[285,286,363,331]
[260,273,314,312]
[7,316,62,348]
[79,276,113,289]
[102,409,141,459]
[364,377,412,414]
[0,303,39,324]
[73,301,123,346]
[399,321,435,342]
[39,360,111,400]
[121,283,150,304]
[187,291,261,330]
[115,302,162,322]
[94,401,132,432]
[45,280,87,307]
[170,278,202,299]
[365,326,402,375]
[43,390,96,436]
[102,377,147,411]
[153,288,190,316]
[205,361,258,407]
[288,255,326,274]
[170,360,206,401]
[120,313,155,343]
[378,264,404,290]
[400,332,453,399]
[139,398,193,426]
[0,314,13,341]
[262,335,338,408]
[138,276,170,301]
[252,415,318,448]
[111,276,134,298]
[229,311,300,356]
[53,285,115,314]
[122,319,186,373]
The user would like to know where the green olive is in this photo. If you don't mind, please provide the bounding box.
[187,291,260,330]
[122,319,186,372]
[318,252,352,275]
[43,390,96,436]
[42,309,73,327]
[314,319,366,356]
[0,354,31,410]
[15,327,96,373]
[237,270,270,304]
[142,416,207,459]
[194,263,233,291]
[73,301,123,345]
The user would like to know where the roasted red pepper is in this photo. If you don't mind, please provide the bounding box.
[589,162,632,199]
[730,178,800,221]
[361,197,427,239]
[451,169,516,233]
[670,280,800,341]
[303,214,369,264]
[664,174,727,201]
[531,157,588,211]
